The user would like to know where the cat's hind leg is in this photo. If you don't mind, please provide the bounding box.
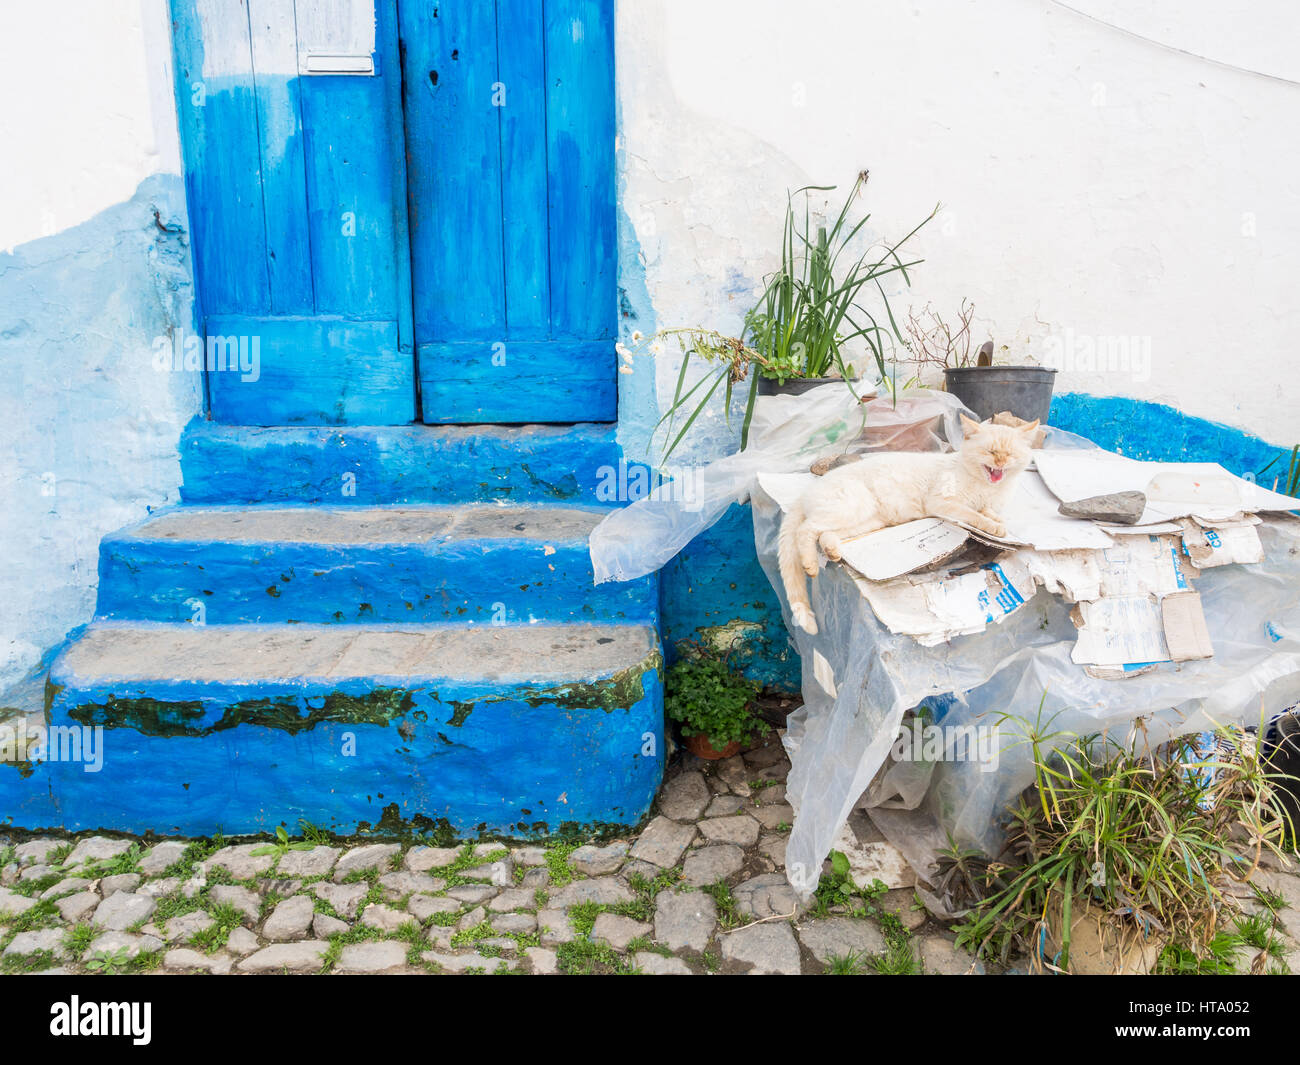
[820,517,885,562]
[796,523,823,577]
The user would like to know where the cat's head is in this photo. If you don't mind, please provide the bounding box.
[958,415,1037,486]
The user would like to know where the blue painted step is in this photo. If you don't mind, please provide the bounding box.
[95,504,657,627]
[3,622,663,837]
[180,419,636,505]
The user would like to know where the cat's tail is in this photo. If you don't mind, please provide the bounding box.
[777,501,818,635]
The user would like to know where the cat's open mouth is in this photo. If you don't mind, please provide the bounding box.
[984,465,1005,484]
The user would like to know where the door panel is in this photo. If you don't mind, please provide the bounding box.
[400,1,505,341]
[497,0,550,340]
[247,1,314,314]
[171,0,414,425]
[401,0,616,423]
[544,0,616,342]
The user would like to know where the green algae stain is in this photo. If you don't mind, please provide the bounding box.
[516,649,662,714]
[518,461,578,499]
[43,679,64,720]
[450,650,663,721]
[365,803,457,845]
[65,687,418,739]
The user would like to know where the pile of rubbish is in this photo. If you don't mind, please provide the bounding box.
[591,386,1300,909]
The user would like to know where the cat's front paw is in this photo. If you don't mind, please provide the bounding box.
[819,532,843,562]
[980,512,1007,538]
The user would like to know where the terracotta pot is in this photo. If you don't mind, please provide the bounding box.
[684,732,741,760]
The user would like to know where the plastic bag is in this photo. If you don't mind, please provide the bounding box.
[594,383,1300,910]
[752,484,1300,909]
[589,385,974,583]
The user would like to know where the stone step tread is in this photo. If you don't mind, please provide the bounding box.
[111,503,607,545]
[53,622,657,686]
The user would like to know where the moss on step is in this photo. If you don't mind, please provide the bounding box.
[64,687,418,738]
[445,649,663,727]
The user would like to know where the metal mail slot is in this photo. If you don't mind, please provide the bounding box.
[300,53,376,76]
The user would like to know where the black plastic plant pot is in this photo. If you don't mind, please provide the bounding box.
[755,375,846,397]
[943,366,1058,423]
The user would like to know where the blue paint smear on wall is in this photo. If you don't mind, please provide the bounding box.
[0,174,201,693]
[1048,392,1293,482]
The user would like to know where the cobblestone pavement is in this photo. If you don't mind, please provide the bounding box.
[3,731,1298,975]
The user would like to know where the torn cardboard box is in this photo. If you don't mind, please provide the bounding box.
[1179,519,1265,569]
[756,446,1298,675]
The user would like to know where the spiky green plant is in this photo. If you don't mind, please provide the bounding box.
[642,176,936,459]
[1258,444,1299,498]
[954,702,1293,973]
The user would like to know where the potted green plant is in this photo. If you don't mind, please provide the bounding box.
[630,175,936,460]
[903,299,1057,423]
[664,643,769,759]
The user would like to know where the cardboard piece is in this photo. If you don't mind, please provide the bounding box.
[848,557,1031,645]
[1096,534,1190,598]
[1188,513,1261,528]
[1084,663,1160,681]
[1019,548,1104,602]
[837,518,969,581]
[1180,520,1265,569]
[1097,521,1183,535]
[1035,451,1300,525]
[1160,590,1214,661]
[1002,470,1115,550]
[1070,596,1171,667]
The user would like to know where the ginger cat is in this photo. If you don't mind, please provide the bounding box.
[778,415,1037,634]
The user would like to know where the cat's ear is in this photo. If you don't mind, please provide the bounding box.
[959,414,981,439]
[1019,419,1040,433]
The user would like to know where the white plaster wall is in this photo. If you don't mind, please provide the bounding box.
[616,0,1300,458]
[0,1,181,252]
[0,0,199,692]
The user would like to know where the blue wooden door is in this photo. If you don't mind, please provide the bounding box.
[399,0,617,423]
[171,0,415,425]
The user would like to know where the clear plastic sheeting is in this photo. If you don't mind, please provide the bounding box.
[589,385,976,584]
[590,384,1300,913]
[752,486,1300,913]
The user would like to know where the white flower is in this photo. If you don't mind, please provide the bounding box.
[618,365,634,375]
[649,340,665,357]
[630,330,645,344]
